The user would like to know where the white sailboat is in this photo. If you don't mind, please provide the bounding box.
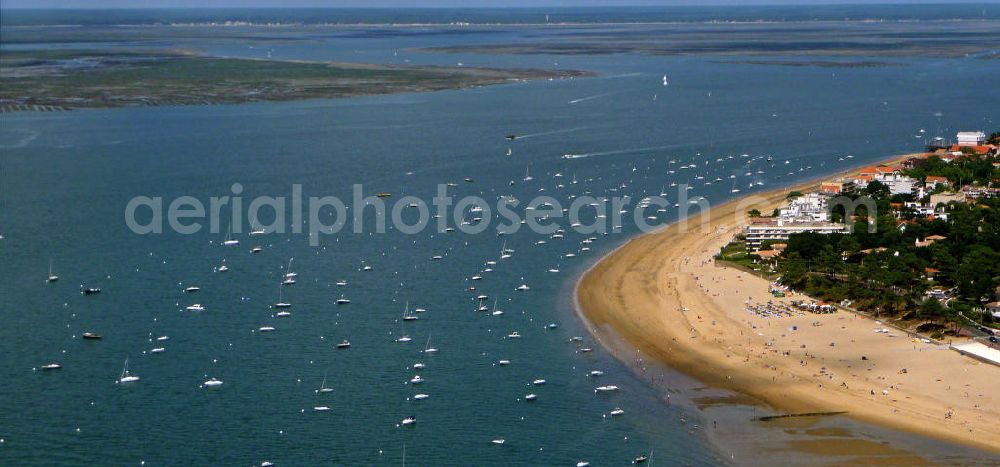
[402,301,418,321]
[118,358,139,383]
[523,165,533,182]
[422,334,438,353]
[274,284,291,308]
[222,222,239,246]
[317,370,334,393]
[500,240,512,259]
[202,378,223,388]
[46,258,58,283]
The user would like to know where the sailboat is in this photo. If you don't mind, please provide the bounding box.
[506,147,512,156]
[222,222,239,246]
[401,301,418,321]
[274,284,291,308]
[491,298,504,316]
[730,177,741,194]
[317,370,334,393]
[500,240,512,259]
[662,74,669,86]
[46,258,58,283]
[523,165,533,182]
[118,358,140,383]
[423,334,438,354]
[282,258,297,285]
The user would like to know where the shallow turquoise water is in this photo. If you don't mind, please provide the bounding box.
[1,20,999,466]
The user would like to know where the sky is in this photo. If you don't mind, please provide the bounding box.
[2,0,993,9]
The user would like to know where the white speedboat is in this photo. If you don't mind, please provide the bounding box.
[336,296,350,304]
[185,304,205,312]
[610,408,625,416]
[41,363,62,370]
[396,335,412,343]
[525,393,537,401]
[413,394,429,400]
[595,385,620,393]
[184,286,200,293]
[259,326,275,332]
[532,379,546,386]
[150,347,166,353]
[400,416,416,426]
[313,406,330,412]
[410,375,424,384]
[589,370,604,377]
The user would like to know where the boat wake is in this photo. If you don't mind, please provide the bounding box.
[562,143,685,160]
[516,126,590,140]
[568,92,619,104]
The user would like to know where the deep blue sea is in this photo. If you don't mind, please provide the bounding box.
[1,6,999,466]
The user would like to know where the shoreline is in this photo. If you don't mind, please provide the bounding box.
[575,152,1000,455]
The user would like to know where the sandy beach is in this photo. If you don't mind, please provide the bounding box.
[577,154,1000,454]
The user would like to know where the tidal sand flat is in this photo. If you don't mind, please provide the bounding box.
[577,154,1000,454]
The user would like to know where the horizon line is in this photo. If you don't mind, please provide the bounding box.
[3,2,996,11]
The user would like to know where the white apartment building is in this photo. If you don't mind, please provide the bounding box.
[956,131,986,147]
[744,218,849,251]
[873,172,917,195]
[779,193,830,222]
